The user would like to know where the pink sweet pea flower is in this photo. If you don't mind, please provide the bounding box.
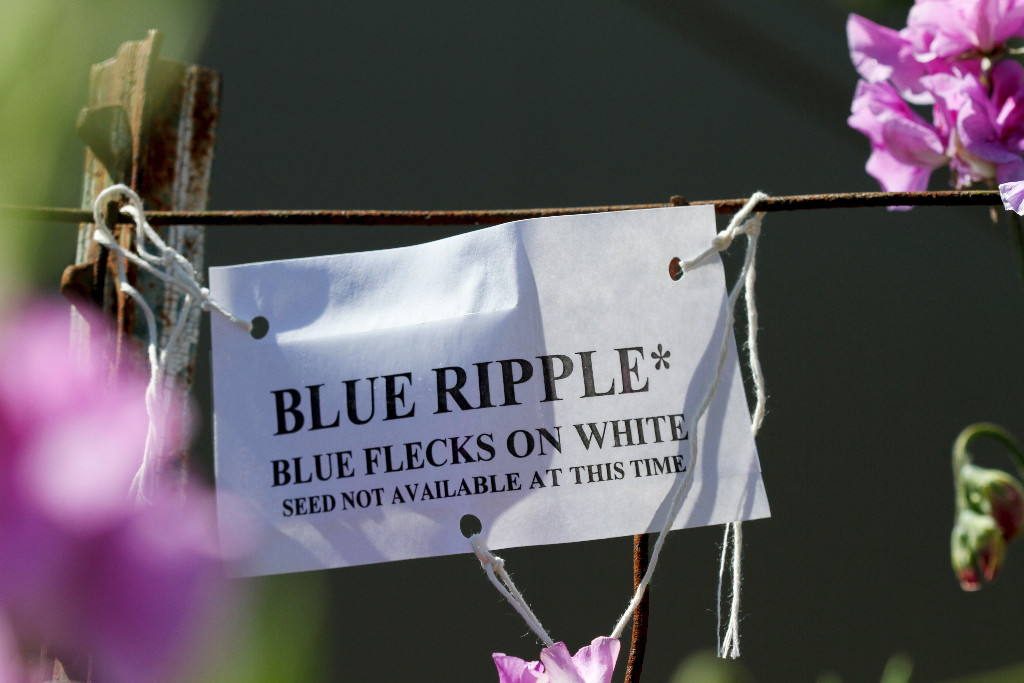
[848,79,949,193]
[926,60,1024,194]
[0,300,229,682]
[493,636,620,683]
[907,0,1024,61]
[918,68,1020,186]
[848,1,1024,210]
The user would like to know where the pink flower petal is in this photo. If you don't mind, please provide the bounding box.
[493,638,620,683]
[908,0,1024,58]
[865,147,934,193]
[539,642,587,683]
[972,0,1024,51]
[493,654,546,683]
[570,637,621,683]
[909,1,973,58]
[847,14,904,82]
[999,178,1024,213]
[849,80,904,146]
[996,157,1024,184]
[881,116,948,167]
[848,13,934,103]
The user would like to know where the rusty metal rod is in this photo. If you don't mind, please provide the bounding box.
[23,185,1001,683]
[0,190,1005,226]
[624,532,651,683]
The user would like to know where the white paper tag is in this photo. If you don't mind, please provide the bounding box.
[210,206,769,577]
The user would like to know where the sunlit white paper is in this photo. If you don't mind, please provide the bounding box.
[210,206,769,577]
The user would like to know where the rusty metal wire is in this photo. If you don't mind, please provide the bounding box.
[35,186,998,683]
[0,190,1004,226]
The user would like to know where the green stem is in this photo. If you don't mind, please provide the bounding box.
[953,423,1024,510]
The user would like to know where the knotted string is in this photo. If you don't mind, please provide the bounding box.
[712,193,767,659]
[468,193,769,653]
[611,191,767,643]
[470,534,554,647]
[90,184,250,502]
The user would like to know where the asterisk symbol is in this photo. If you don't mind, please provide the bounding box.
[651,344,671,370]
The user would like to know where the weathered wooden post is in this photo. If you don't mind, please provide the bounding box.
[54,30,220,682]
[63,29,219,386]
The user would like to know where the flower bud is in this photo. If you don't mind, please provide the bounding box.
[961,463,1024,541]
[951,509,1006,591]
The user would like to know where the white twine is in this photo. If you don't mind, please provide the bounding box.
[716,522,731,653]
[468,192,769,652]
[610,191,767,642]
[715,192,767,659]
[90,184,251,502]
[717,520,744,657]
[470,534,554,647]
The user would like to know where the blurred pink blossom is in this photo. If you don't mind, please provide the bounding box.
[0,300,227,682]
[493,636,620,683]
[0,614,31,683]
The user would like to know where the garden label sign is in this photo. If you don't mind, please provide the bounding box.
[209,206,769,577]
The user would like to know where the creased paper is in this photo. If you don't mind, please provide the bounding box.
[210,206,769,577]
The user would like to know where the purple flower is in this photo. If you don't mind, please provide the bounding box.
[0,300,228,682]
[848,79,949,193]
[493,636,620,683]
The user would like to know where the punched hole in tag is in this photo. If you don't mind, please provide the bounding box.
[250,316,269,340]
[668,257,684,281]
[460,514,482,539]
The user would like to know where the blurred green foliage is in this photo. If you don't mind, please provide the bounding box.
[669,651,916,683]
[943,661,1024,683]
[0,0,214,297]
[188,573,330,683]
[670,650,753,683]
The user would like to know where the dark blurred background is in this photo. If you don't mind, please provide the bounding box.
[11,0,1024,680]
